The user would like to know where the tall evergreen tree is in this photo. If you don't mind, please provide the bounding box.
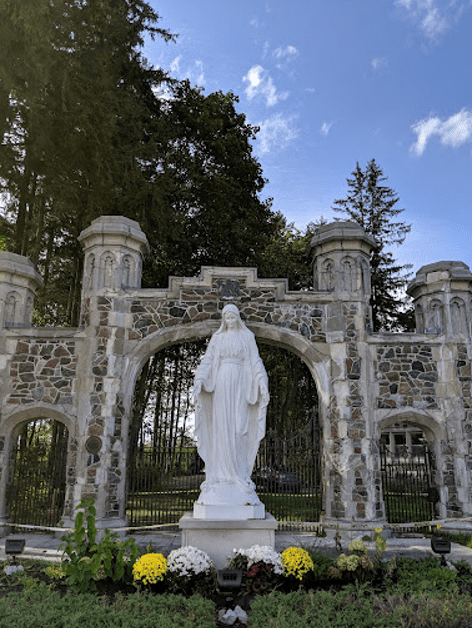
[332,159,413,331]
[0,0,175,324]
[0,1,278,324]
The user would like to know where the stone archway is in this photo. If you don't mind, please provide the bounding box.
[121,321,331,428]
[122,322,330,528]
[3,215,472,533]
[377,411,444,523]
[1,407,75,527]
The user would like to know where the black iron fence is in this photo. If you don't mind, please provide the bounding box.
[126,447,204,528]
[127,428,322,531]
[254,429,322,530]
[380,444,437,523]
[7,431,68,528]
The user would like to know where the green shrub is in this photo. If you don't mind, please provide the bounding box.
[251,588,472,628]
[377,592,472,628]
[448,533,472,550]
[250,589,397,628]
[60,498,138,592]
[308,552,335,579]
[0,583,215,628]
[454,559,472,583]
[387,557,457,597]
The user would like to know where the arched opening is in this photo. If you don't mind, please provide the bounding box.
[126,337,321,530]
[254,343,322,529]
[126,340,206,528]
[7,418,69,527]
[379,417,439,524]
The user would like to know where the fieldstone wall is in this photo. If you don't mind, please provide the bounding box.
[376,344,438,410]
[7,338,77,407]
[128,281,326,343]
[0,217,471,532]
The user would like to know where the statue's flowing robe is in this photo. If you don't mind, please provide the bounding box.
[194,327,268,497]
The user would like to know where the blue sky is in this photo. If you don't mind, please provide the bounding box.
[144,0,472,275]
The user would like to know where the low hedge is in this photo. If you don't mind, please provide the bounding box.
[250,589,472,628]
[0,583,215,628]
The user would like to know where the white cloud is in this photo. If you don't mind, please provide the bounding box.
[273,45,299,70]
[243,65,288,107]
[170,56,181,74]
[410,108,472,156]
[395,0,469,40]
[371,57,388,70]
[194,60,205,86]
[257,113,298,154]
[273,45,299,61]
[320,121,334,136]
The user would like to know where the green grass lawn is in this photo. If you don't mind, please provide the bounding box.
[127,490,323,526]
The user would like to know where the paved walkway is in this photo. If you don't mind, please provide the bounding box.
[2,530,472,566]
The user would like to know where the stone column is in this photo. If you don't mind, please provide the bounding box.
[64,216,149,530]
[0,253,43,532]
[311,222,383,531]
[0,252,43,328]
[407,261,472,338]
[408,262,472,518]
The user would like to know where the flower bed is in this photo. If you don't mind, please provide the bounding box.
[4,503,472,626]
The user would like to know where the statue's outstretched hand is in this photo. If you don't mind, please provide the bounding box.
[260,383,269,405]
[192,381,203,404]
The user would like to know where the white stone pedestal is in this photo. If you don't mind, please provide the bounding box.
[179,512,278,569]
[193,502,265,520]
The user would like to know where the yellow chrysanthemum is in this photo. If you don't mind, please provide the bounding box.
[132,553,167,585]
[281,547,314,581]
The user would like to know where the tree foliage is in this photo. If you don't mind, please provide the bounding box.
[0,0,278,325]
[259,216,327,290]
[332,159,414,331]
[141,82,277,288]
[0,0,175,324]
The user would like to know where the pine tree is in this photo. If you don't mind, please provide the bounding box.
[332,159,413,331]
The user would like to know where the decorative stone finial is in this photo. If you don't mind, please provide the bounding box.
[0,252,43,327]
[78,215,150,295]
[310,221,376,296]
[407,261,472,336]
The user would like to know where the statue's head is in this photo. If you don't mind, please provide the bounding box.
[219,304,244,332]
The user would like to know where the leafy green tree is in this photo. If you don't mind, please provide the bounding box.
[0,0,174,324]
[142,82,277,287]
[259,216,327,290]
[0,1,279,324]
[332,159,413,331]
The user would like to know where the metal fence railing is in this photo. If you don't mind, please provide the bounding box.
[7,432,68,528]
[380,444,437,524]
[127,430,323,531]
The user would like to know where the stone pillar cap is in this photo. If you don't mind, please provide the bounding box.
[0,251,44,288]
[78,215,150,255]
[407,261,472,294]
[310,221,377,251]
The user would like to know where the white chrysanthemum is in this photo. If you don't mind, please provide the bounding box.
[234,545,283,575]
[167,546,213,577]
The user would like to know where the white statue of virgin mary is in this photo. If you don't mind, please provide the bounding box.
[192,304,269,519]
